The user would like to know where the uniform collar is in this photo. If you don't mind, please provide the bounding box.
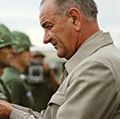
[6,67,20,75]
[65,31,113,74]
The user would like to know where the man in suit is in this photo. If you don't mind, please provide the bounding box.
[0,0,120,119]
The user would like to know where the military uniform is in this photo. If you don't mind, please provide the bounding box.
[28,74,56,112]
[0,23,17,102]
[0,78,11,102]
[2,67,34,107]
[26,51,58,112]
[1,30,35,108]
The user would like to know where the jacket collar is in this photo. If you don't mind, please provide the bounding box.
[65,31,113,74]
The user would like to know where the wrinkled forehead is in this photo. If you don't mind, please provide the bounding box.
[39,0,57,21]
[40,0,55,6]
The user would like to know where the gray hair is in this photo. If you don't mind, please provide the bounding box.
[55,0,98,21]
[40,0,98,21]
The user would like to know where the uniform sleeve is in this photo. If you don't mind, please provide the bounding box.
[0,92,7,101]
[56,60,118,119]
[0,80,10,101]
[10,104,42,119]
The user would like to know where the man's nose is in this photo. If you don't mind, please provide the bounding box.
[43,31,51,44]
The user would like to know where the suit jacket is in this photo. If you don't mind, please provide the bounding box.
[10,31,120,119]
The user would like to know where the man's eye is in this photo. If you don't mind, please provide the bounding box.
[46,24,53,29]
[41,22,53,30]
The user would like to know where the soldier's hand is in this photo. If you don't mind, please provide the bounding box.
[0,100,13,119]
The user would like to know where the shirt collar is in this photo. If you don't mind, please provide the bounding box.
[65,31,113,74]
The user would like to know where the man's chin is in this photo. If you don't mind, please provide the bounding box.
[57,52,64,58]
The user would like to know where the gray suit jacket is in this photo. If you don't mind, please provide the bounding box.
[10,31,120,119]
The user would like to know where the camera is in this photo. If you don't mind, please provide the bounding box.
[27,61,45,84]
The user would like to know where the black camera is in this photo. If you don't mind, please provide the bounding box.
[27,61,45,84]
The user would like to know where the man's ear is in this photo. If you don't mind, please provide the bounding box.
[67,8,82,31]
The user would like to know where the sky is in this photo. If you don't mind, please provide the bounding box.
[0,0,120,50]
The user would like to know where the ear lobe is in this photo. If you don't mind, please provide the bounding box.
[68,8,81,31]
[73,19,81,31]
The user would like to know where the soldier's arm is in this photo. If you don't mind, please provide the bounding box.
[0,79,12,102]
[0,100,42,119]
[0,80,8,101]
[0,91,7,101]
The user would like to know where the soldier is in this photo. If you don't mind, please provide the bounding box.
[26,51,59,111]
[0,23,17,102]
[2,31,35,107]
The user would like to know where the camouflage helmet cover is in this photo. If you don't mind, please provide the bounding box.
[12,31,32,53]
[0,23,16,48]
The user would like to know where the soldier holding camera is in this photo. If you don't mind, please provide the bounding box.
[26,51,60,112]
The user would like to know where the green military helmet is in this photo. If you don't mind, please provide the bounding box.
[0,23,16,48]
[32,51,45,58]
[12,31,32,53]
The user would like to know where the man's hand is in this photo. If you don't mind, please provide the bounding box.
[0,100,13,119]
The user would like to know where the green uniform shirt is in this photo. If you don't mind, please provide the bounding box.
[2,67,34,107]
[0,78,12,102]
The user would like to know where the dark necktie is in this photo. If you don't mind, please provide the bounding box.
[61,69,68,83]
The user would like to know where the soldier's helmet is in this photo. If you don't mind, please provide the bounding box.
[12,31,32,53]
[0,23,16,48]
[32,51,45,58]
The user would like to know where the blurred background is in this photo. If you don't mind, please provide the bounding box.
[0,0,120,49]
